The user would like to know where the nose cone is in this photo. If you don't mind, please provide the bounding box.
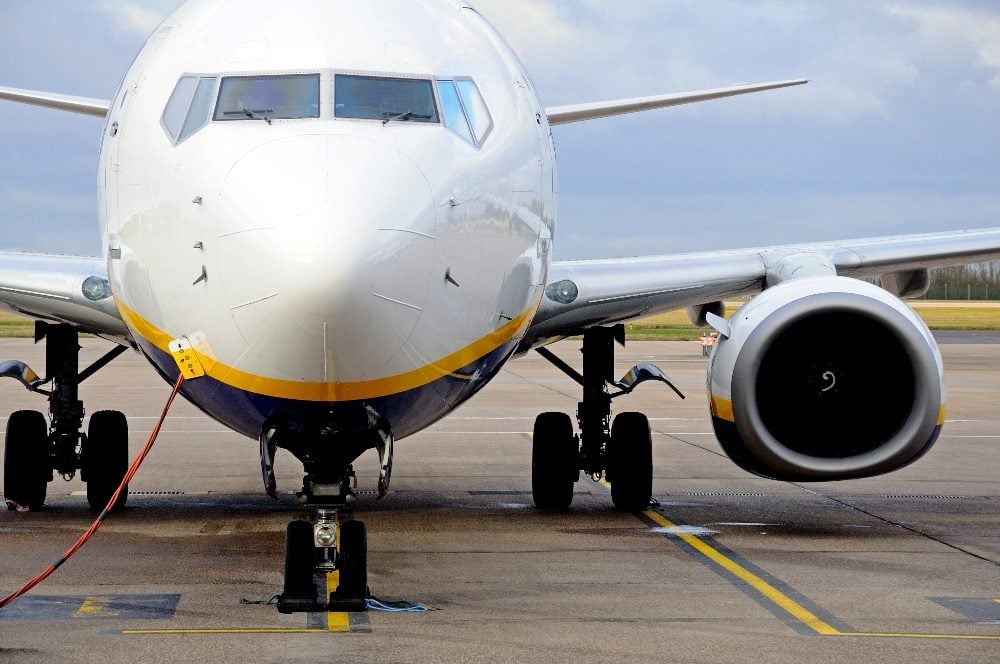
[216,134,436,383]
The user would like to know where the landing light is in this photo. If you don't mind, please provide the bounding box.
[314,524,336,548]
[82,276,111,301]
[545,280,579,305]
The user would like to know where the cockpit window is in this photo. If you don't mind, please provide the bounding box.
[437,78,492,147]
[214,74,320,122]
[179,77,217,141]
[162,75,217,144]
[163,77,198,141]
[456,79,492,144]
[437,81,474,144]
[334,75,439,124]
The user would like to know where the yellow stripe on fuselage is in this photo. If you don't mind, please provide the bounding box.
[116,299,533,402]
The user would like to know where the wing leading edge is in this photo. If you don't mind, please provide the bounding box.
[545,80,808,126]
[0,86,110,118]
[0,252,128,341]
[524,227,1000,348]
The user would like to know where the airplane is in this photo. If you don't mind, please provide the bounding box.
[2,0,1000,613]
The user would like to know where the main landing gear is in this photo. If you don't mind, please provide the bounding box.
[1,323,128,512]
[269,409,392,613]
[533,325,685,512]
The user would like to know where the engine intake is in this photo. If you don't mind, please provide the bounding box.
[708,277,944,481]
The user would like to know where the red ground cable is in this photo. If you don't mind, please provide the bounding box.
[0,373,186,609]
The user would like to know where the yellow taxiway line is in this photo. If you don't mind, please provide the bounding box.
[326,571,351,633]
[598,477,836,635]
[123,572,351,635]
[641,507,841,635]
[596,478,999,641]
[123,628,328,635]
[839,632,1000,641]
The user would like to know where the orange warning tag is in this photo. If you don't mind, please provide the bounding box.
[168,337,206,379]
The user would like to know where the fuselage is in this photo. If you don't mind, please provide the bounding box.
[100,0,557,441]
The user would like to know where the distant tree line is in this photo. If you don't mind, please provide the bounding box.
[923,261,1000,300]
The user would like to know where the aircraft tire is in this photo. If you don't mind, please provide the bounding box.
[84,410,129,511]
[532,412,577,510]
[609,412,653,512]
[283,520,316,600]
[3,410,49,511]
[338,520,368,600]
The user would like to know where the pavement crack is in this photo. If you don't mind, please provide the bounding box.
[659,429,728,458]
[792,484,1000,568]
[501,365,579,402]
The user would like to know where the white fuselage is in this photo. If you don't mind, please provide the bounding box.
[99,0,556,440]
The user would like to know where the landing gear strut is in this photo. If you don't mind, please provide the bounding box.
[273,414,391,613]
[2,322,128,511]
[276,477,369,614]
[533,325,684,512]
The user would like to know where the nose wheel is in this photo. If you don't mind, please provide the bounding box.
[277,510,368,614]
[336,520,368,603]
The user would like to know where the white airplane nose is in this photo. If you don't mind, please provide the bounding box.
[216,134,437,384]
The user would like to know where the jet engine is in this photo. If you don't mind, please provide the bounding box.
[707,276,945,481]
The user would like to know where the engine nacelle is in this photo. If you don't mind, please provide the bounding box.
[708,276,945,481]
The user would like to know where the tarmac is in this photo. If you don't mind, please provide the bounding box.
[0,336,997,663]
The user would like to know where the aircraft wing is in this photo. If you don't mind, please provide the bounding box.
[0,86,110,118]
[0,252,129,341]
[545,80,808,126]
[524,227,1000,347]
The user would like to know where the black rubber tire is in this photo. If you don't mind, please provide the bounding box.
[3,410,49,510]
[83,410,129,511]
[283,520,316,600]
[532,412,578,510]
[337,520,368,600]
[608,412,653,512]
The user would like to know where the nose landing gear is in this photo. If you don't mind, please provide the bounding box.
[275,465,370,614]
[272,415,391,614]
[277,506,368,614]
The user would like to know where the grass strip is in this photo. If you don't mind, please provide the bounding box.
[0,312,35,338]
[625,303,1000,341]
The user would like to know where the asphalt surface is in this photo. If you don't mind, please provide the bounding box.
[934,330,1000,344]
[0,337,997,663]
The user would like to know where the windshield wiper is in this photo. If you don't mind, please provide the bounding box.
[382,110,413,126]
[223,108,273,125]
[381,110,434,126]
[243,107,273,124]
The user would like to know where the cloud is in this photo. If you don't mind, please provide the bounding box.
[557,190,1000,258]
[471,0,614,103]
[99,1,177,35]
[472,1,923,124]
[887,3,1000,90]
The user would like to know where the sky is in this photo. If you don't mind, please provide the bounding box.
[0,1,998,260]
